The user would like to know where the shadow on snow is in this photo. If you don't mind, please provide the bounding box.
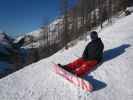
[103,44,131,62]
[85,44,131,92]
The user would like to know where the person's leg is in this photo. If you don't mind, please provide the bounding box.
[75,60,98,77]
[67,58,86,70]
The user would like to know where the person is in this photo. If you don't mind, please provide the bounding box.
[58,31,104,77]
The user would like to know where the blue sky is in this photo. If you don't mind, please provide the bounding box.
[0,0,77,37]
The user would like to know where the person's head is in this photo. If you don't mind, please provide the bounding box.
[90,31,98,40]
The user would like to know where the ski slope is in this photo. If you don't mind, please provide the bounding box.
[0,14,133,100]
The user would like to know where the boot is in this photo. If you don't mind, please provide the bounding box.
[58,64,75,75]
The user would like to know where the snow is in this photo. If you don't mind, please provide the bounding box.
[23,18,63,49]
[0,33,11,46]
[0,33,15,76]
[13,36,25,44]
[28,18,62,39]
[49,18,62,32]
[0,33,13,54]
[0,13,133,100]
[126,7,133,12]
[28,29,42,38]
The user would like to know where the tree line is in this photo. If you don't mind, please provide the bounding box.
[37,0,129,59]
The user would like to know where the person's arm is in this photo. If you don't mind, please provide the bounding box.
[82,42,91,59]
[96,41,104,62]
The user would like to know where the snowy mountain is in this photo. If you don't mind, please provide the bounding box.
[15,18,63,49]
[0,11,133,100]
[0,32,15,77]
[0,32,29,77]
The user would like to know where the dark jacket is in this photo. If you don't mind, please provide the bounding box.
[82,38,104,62]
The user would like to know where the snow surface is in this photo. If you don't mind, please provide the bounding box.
[27,18,62,40]
[126,7,133,12]
[28,29,42,39]
[0,14,133,100]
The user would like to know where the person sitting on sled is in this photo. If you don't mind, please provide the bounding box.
[58,31,104,77]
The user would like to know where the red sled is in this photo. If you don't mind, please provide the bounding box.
[53,64,93,92]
